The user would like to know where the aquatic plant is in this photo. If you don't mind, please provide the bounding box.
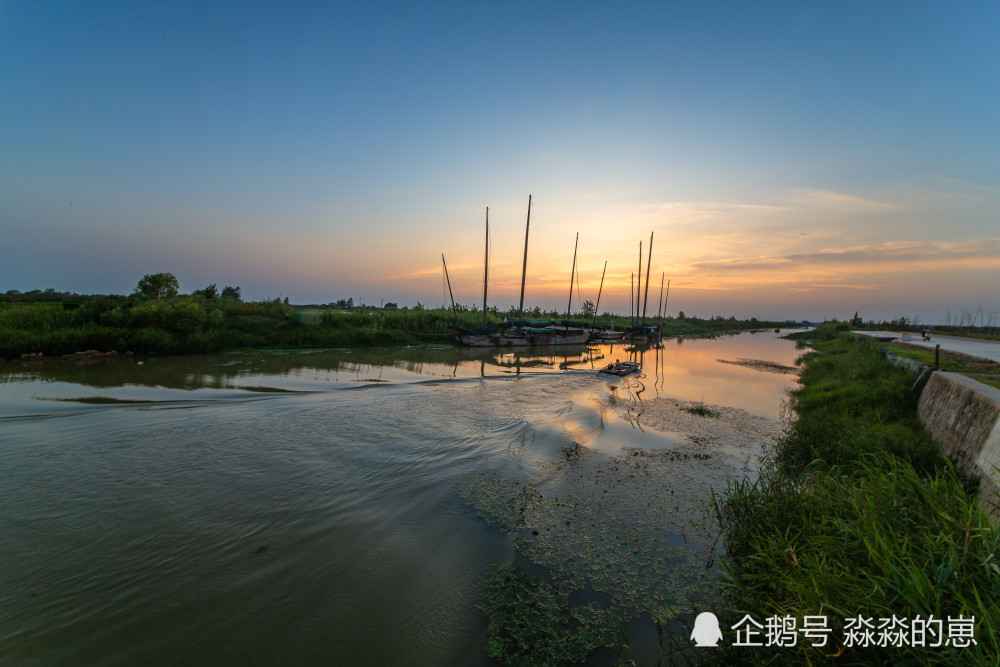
[456,441,729,664]
[481,563,618,666]
[685,403,718,418]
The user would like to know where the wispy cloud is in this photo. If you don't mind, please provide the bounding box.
[689,238,1000,274]
[784,188,904,212]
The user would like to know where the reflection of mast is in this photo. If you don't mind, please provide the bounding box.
[642,232,653,326]
[482,208,489,327]
[442,254,457,324]
[517,195,531,322]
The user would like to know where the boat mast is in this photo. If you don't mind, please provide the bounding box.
[592,260,607,327]
[482,207,489,327]
[636,241,642,327]
[641,231,653,326]
[517,195,531,322]
[442,254,457,324]
[565,232,579,329]
[630,273,634,328]
[663,279,671,318]
[656,271,664,321]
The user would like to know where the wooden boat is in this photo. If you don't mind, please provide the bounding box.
[449,196,590,348]
[592,330,625,342]
[600,361,641,376]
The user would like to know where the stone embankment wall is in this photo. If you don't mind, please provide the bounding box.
[916,371,1000,516]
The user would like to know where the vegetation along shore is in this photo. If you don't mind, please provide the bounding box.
[0,273,789,360]
[700,322,999,665]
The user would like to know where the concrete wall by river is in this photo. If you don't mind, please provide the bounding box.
[914,370,1000,516]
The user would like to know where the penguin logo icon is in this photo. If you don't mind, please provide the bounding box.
[690,611,723,647]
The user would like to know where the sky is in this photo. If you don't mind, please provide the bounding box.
[2,0,998,323]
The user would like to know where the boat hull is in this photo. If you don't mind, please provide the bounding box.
[455,334,495,346]
[456,331,591,347]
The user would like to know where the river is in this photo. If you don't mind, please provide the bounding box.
[1,330,804,665]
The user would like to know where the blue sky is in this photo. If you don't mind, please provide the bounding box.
[2,1,998,322]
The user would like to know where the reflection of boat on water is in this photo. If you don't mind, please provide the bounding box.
[600,361,641,376]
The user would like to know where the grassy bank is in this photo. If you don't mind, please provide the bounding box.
[707,322,999,664]
[0,296,783,359]
[883,342,1000,390]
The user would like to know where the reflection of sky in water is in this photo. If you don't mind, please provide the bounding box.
[0,331,803,665]
[595,416,690,456]
[0,330,804,419]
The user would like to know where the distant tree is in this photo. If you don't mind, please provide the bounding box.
[383,302,398,310]
[194,284,218,299]
[283,296,289,305]
[678,311,686,319]
[135,273,179,299]
[221,286,241,300]
[581,300,596,317]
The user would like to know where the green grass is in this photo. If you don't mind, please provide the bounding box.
[0,297,784,359]
[685,403,719,418]
[701,322,1000,665]
[884,342,1000,391]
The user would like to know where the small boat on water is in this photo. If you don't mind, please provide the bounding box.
[600,361,641,376]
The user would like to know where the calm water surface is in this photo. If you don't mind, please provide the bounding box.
[1,331,804,665]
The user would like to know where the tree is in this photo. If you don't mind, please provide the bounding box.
[194,284,218,299]
[135,273,179,299]
[221,286,241,300]
[581,300,596,317]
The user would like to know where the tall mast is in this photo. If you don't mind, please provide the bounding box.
[630,273,634,328]
[592,260,607,327]
[656,271,665,321]
[636,241,642,326]
[641,231,653,326]
[565,232,579,327]
[482,207,489,327]
[663,279,671,318]
[517,195,531,322]
[442,254,457,324]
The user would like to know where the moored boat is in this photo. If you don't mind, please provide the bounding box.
[600,361,641,376]
[450,197,591,348]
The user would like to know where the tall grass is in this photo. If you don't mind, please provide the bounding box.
[706,322,999,665]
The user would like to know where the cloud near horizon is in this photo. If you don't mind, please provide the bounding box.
[687,238,1000,273]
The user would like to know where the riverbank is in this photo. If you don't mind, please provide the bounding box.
[0,297,784,360]
[704,322,1000,664]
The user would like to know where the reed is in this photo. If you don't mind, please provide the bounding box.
[703,322,1000,665]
